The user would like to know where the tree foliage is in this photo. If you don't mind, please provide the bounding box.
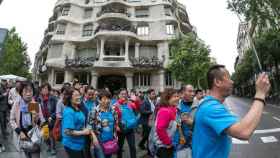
[168,33,214,89]
[232,49,256,86]
[228,0,280,30]
[232,28,280,91]
[0,27,31,79]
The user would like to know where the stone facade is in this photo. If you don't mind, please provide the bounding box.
[0,28,8,59]
[33,0,192,92]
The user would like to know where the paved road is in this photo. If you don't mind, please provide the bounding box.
[226,96,280,158]
[1,96,280,158]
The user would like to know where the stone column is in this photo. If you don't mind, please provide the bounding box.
[64,70,73,83]
[163,42,169,65]
[48,68,55,87]
[135,42,140,58]
[125,38,130,62]
[100,38,105,61]
[159,70,165,92]
[125,73,133,91]
[96,40,100,60]
[91,71,99,89]
[157,42,163,60]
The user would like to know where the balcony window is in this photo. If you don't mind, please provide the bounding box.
[74,72,89,84]
[166,24,175,35]
[82,24,93,37]
[56,23,66,35]
[104,41,122,56]
[55,72,65,84]
[135,7,149,18]
[48,23,56,32]
[164,6,172,16]
[165,71,174,86]
[62,6,70,16]
[133,72,151,87]
[84,8,93,19]
[77,48,97,58]
[137,26,149,36]
[139,45,157,58]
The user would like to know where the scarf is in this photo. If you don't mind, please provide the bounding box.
[41,95,50,118]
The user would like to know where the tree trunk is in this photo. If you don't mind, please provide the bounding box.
[197,78,201,89]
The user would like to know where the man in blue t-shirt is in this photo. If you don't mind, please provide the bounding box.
[173,85,194,147]
[192,65,271,158]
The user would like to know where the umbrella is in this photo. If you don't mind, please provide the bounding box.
[0,74,27,81]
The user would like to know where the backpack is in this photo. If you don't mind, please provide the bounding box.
[148,109,177,157]
[148,125,157,156]
[118,104,138,132]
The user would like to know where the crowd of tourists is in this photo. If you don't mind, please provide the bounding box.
[0,65,270,158]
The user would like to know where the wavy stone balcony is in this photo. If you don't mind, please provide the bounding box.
[65,56,97,67]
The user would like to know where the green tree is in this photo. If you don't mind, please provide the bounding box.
[0,27,31,79]
[232,49,256,86]
[228,0,280,30]
[254,28,280,92]
[233,28,280,95]
[232,49,258,97]
[168,33,214,89]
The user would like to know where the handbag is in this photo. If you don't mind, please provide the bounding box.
[19,126,42,152]
[101,138,119,155]
[52,119,61,141]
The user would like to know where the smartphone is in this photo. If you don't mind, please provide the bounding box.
[181,112,191,120]
[28,102,39,113]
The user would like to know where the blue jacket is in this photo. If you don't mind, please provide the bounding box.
[139,98,153,125]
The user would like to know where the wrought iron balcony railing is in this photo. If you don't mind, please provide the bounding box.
[97,7,129,17]
[130,56,165,68]
[65,56,97,67]
[94,23,137,34]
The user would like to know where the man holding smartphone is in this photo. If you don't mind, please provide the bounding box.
[172,84,195,157]
[192,65,271,158]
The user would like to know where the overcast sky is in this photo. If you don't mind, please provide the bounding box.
[0,0,239,73]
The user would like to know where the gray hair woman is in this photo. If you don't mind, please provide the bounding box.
[10,81,45,158]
